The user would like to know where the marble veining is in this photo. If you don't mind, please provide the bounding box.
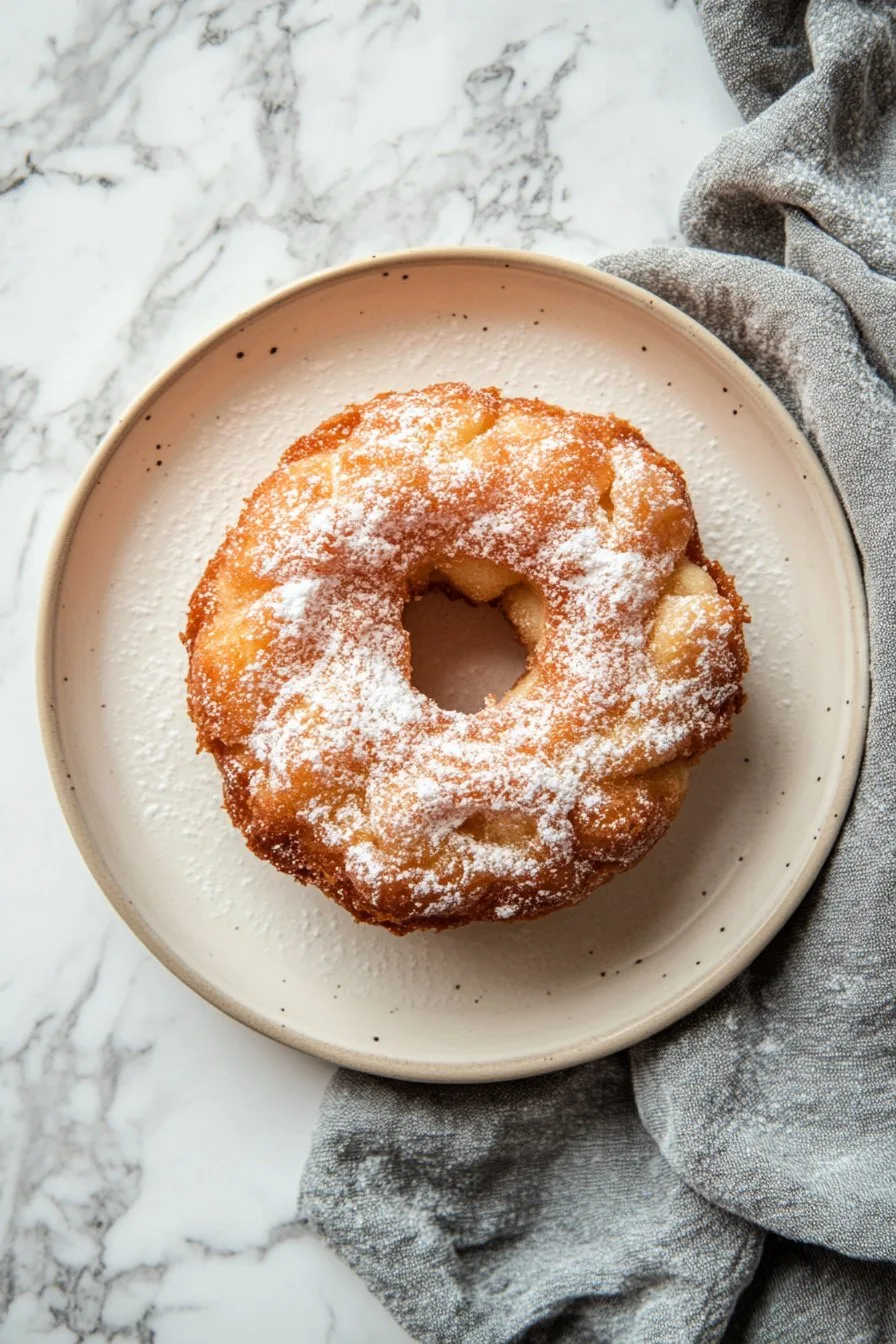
[0,2,738,1338]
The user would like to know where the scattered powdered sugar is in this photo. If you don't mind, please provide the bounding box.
[194,385,746,920]
[269,576,320,625]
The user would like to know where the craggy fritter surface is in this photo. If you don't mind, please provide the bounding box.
[184,383,748,933]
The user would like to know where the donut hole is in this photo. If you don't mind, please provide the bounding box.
[402,584,529,713]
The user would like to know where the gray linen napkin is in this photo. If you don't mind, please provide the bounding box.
[299,2,896,1338]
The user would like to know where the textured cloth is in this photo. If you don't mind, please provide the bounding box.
[299,2,896,1339]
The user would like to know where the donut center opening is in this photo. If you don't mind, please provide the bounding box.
[402,586,528,714]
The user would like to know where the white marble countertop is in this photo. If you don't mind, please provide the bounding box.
[0,4,739,1339]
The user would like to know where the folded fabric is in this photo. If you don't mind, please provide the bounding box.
[300,2,896,1338]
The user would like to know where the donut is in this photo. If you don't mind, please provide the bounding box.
[184,383,748,934]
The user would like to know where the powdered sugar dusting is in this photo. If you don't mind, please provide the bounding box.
[187,384,747,927]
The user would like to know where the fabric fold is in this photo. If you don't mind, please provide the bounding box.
[301,1059,762,1344]
[723,1234,896,1342]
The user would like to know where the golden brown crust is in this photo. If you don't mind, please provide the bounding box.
[184,383,748,934]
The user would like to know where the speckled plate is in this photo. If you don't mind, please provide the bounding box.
[38,248,868,1082]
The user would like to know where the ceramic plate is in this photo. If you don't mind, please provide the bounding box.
[39,248,868,1082]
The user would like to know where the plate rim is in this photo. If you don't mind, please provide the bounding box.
[36,244,870,1082]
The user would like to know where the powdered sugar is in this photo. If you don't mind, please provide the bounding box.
[269,576,320,625]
